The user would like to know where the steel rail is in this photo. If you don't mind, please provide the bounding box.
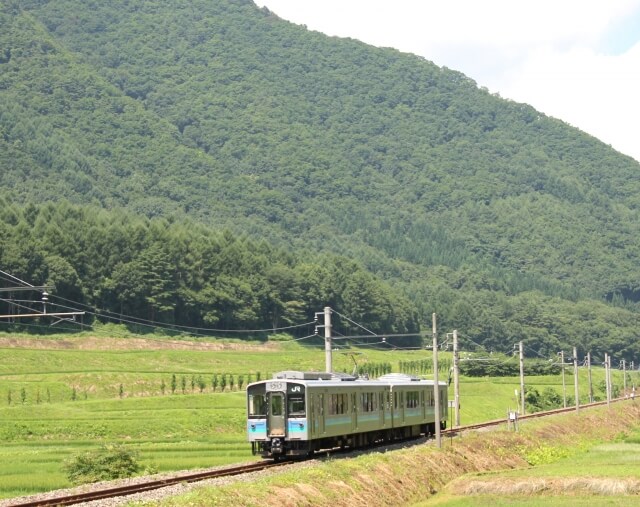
[6,460,289,507]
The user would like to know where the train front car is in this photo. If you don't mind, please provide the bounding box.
[247,371,448,459]
[247,371,328,458]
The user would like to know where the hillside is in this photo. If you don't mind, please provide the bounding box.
[1,1,640,360]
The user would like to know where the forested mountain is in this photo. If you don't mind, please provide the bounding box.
[1,0,639,362]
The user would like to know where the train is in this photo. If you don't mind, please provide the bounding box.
[246,370,448,458]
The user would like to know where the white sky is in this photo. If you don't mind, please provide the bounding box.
[255,0,640,163]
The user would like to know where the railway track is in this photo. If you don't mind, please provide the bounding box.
[443,397,626,435]
[6,460,290,507]
[6,397,632,507]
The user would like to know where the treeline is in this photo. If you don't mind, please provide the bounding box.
[0,199,419,344]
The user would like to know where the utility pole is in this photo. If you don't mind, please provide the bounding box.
[453,329,460,427]
[324,306,332,373]
[605,353,611,406]
[622,359,627,395]
[519,341,525,415]
[560,350,567,408]
[573,346,579,412]
[608,354,613,401]
[587,352,593,403]
[432,313,441,448]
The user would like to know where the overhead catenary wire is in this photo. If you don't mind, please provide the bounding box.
[0,269,36,289]
[0,273,318,338]
[46,293,316,334]
[330,308,378,337]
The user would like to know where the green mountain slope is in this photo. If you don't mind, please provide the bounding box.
[1,0,640,360]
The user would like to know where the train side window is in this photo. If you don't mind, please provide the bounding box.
[329,393,347,415]
[406,391,419,408]
[361,392,375,412]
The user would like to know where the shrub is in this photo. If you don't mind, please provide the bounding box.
[63,444,141,485]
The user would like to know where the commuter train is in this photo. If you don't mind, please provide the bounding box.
[247,370,448,458]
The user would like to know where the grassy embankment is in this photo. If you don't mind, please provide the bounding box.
[153,402,640,507]
[0,332,633,499]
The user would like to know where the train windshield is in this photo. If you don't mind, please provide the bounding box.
[288,396,305,416]
[247,384,267,417]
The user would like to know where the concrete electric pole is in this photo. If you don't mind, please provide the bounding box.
[573,346,579,412]
[519,341,525,415]
[432,313,441,448]
[324,306,332,373]
[453,329,460,427]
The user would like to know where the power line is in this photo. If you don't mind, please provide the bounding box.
[0,269,36,288]
[1,270,319,336]
[46,293,317,334]
[330,308,378,337]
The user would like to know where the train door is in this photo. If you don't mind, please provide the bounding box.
[315,393,325,434]
[267,392,286,437]
[352,392,358,431]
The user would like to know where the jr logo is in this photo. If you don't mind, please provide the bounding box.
[291,386,301,393]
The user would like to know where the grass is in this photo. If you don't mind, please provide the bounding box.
[415,418,640,506]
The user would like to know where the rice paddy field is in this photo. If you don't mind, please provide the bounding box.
[0,331,635,500]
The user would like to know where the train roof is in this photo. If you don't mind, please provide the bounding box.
[247,371,447,388]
